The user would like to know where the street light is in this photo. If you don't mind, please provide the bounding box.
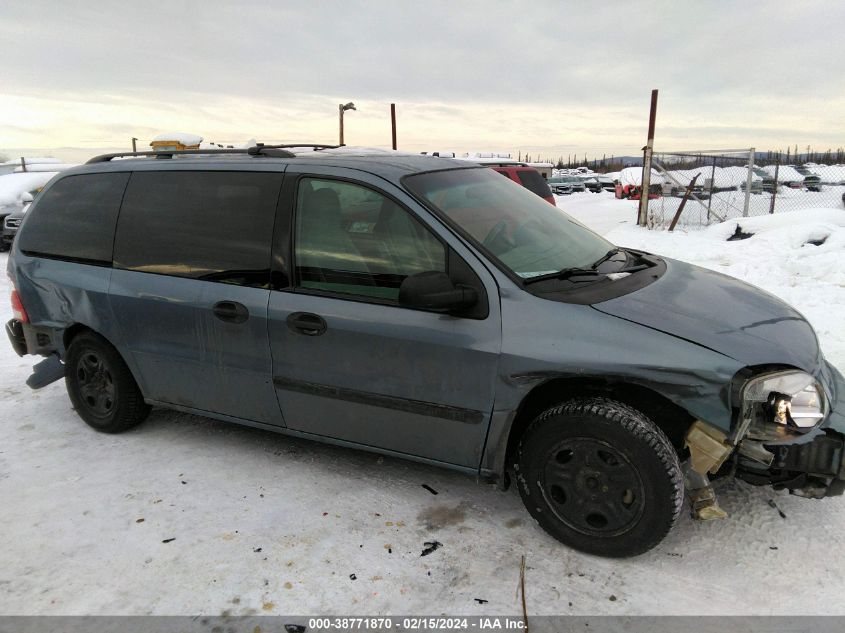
[338,102,356,146]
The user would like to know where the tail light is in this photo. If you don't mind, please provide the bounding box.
[10,282,29,323]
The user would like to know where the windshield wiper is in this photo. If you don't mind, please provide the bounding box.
[591,247,623,269]
[523,268,603,285]
[523,262,649,286]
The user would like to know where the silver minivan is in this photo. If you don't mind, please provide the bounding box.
[6,146,845,557]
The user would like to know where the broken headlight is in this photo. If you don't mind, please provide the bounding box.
[741,370,827,439]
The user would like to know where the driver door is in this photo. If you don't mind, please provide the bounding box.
[268,170,502,468]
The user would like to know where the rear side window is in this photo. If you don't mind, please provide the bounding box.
[114,171,282,287]
[18,172,129,264]
[515,169,553,198]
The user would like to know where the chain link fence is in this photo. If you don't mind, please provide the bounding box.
[640,150,845,229]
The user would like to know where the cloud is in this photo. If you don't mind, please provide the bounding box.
[1,0,843,158]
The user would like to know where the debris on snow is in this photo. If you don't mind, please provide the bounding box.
[768,499,787,519]
[420,541,442,557]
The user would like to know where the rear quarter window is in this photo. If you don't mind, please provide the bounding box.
[17,172,130,264]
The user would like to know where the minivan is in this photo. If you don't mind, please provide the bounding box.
[6,146,845,557]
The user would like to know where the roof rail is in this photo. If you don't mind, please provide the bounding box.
[86,143,344,164]
[250,143,342,152]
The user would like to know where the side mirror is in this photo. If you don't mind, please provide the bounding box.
[398,271,478,312]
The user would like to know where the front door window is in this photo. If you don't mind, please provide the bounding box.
[294,178,446,301]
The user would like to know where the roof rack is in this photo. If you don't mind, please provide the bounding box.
[253,143,342,152]
[86,143,342,164]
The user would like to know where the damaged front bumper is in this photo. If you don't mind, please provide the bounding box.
[736,430,845,498]
[683,361,845,515]
[725,362,845,500]
[684,410,845,520]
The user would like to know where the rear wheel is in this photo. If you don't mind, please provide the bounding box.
[65,331,150,433]
[515,397,683,557]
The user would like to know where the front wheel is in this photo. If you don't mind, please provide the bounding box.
[516,397,683,557]
[65,331,150,433]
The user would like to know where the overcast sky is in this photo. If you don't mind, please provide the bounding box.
[2,0,844,162]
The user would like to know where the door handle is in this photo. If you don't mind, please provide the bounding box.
[212,301,249,324]
[286,312,327,336]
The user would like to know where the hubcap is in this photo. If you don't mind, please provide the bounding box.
[540,438,645,537]
[76,352,116,417]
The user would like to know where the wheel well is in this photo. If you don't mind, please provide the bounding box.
[62,323,95,354]
[504,377,694,471]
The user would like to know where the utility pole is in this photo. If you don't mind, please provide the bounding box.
[390,103,397,150]
[131,137,138,152]
[338,102,356,146]
[637,89,658,227]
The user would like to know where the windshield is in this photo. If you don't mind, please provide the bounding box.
[405,168,614,279]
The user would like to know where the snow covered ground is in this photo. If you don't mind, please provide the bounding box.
[2,194,845,616]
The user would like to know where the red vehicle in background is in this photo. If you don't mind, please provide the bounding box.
[615,183,661,200]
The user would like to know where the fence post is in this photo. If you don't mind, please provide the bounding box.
[742,147,755,217]
[637,89,658,227]
[769,158,779,214]
[706,155,716,222]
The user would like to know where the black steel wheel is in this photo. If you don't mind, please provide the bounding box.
[75,351,117,418]
[516,397,683,557]
[541,437,646,537]
[65,331,150,433]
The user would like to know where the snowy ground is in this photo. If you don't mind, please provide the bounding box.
[2,194,845,616]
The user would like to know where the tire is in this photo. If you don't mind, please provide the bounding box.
[515,397,683,557]
[65,331,150,433]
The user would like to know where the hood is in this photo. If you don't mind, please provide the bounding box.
[592,258,822,371]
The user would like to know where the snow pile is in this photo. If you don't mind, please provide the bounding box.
[722,165,758,185]
[652,166,756,188]
[0,172,59,206]
[617,166,663,186]
[761,164,806,183]
[151,132,203,146]
[808,164,845,183]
